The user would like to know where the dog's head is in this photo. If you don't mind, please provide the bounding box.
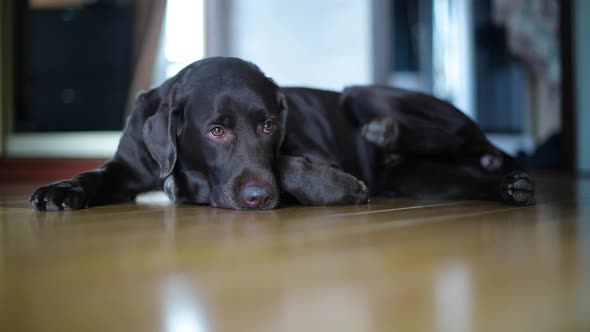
[142,57,288,209]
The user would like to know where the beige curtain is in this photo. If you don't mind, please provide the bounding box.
[126,0,167,114]
[492,0,560,143]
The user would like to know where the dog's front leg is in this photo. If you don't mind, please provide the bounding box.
[29,159,158,211]
[278,156,369,206]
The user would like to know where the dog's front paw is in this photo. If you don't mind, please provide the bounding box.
[163,176,179,203]
[501,172,535,206]
[362,116,400,150]
[352,180,369,204]
[29,180,88,211]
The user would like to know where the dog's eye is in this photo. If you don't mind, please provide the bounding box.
[263,120,277,135]
[210,126,225,137]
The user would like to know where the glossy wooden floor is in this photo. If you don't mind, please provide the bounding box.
[1,173,589,332]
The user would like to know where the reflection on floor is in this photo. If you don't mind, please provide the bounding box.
[1,173,589,332]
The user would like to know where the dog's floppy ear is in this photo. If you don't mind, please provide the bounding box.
[143,84,184,179]
[277,91,288,148]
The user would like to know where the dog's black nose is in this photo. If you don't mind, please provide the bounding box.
[242,183,273,209]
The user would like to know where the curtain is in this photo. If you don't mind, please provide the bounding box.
[126,0,167,114]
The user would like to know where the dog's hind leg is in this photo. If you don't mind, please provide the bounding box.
[360,115,470,156]
[342,89,486,156]
[342,86,520,175]
[379,160,535,206]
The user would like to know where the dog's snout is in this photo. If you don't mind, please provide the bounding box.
[242,182,273,209]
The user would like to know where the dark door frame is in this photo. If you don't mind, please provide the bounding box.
[560,0,576,172]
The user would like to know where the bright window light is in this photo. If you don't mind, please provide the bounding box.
[164,0,205,77]
[433,0,474,119]
[162,276,209,332]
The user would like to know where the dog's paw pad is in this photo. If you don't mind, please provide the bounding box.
[481,153,503,172]
[509,178,533,191]
[501,172,535,206]
[362,117,400,150]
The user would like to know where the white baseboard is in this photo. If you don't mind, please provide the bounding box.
[6,131,122,158]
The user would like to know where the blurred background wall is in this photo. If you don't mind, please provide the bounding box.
[223,0,372,90]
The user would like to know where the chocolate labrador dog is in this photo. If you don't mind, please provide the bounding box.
[29,57,534,211]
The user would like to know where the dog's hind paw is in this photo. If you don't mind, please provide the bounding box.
[362,116,400,150]
[501,171,535,206]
